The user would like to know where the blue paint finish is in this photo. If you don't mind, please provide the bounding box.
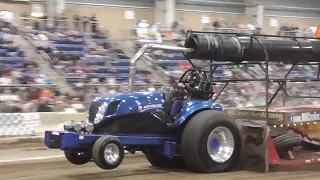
[92,92,223,128]
[45,131,178,150]
[44,131,50,148]
[210,139,220,149]
[163,141,177,159]
[174,100,223,127]
[170,100,186,117]
[93,92,165,121]
[60,133,93,150]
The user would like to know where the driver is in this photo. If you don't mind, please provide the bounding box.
[177,71,202,99]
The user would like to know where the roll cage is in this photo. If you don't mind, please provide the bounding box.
[178,69,216,100]
[128,31,320,121]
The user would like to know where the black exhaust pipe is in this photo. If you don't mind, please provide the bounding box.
[184,33,320,64]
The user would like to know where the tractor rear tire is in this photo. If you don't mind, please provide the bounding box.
[144,149,185,169]
[64,148,91,165]
[181,110,241,173]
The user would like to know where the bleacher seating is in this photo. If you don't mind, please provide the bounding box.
[0,31,55,85]
[26,30,151,91]
[155,51,232,79]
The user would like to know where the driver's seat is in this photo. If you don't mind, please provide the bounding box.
[163,90,175,123]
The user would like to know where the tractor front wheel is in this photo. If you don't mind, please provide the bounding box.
[92,136,124,170]
[181,110,241,173]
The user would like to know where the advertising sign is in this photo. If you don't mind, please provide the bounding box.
[224,108,285,125]
[125,10,135,20]
[288,111,320,123]
[201,15,210,24]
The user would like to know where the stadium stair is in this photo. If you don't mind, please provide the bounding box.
[13,35,72,93]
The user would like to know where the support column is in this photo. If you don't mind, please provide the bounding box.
[155,0,175,28]
[256,4,264,30]
[46,0,54,28]
[245,3,264,30]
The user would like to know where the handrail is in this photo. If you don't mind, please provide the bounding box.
[128,44,193,92]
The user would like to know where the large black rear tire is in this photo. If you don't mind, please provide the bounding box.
[181,110,241,173]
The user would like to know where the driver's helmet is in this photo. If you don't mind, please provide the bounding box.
[186,72,201,87]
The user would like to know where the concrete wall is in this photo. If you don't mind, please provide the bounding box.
[64,4,155,38]
[36,112,87,135]
[176,11,251,31]
[1,2,319,37]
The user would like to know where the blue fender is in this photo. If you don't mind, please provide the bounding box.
[174,100,223,127]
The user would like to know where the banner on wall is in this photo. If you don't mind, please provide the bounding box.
[125,10,135,20]
[56,0,65,14]
[0,113,40,137]
[201,15,210,24]
[270,18,278,27]
[31,4,44,18]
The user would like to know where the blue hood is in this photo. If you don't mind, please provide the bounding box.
[92,92,165,118]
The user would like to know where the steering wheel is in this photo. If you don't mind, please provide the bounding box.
[173,83,187,97]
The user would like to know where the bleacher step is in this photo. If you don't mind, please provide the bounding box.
[13,35,72,93]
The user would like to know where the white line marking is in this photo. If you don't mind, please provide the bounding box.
[0,155,65,163]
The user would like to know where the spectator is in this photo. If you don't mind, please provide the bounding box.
[82,16,88,32]
[0,88,20,101]
[54,16,59,28]
[0,74,12,85]
[73,15,80,31]
[0,100,13,113]
[39,88,53,99]
[90,14,98,33]
[37,97,52,112]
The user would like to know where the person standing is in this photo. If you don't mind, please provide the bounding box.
[90,14,97,33]
[82,16,88,32]
[73,15,80,31]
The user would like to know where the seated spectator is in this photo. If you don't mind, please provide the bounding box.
[0,89,20,101]
[37,97,52,112]
[0,74,12,85]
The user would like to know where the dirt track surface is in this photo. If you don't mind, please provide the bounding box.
[1,145,320,180]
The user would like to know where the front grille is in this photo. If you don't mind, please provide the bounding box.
[88,101,101,123]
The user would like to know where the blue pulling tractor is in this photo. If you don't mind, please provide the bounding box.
[44,31,320,173]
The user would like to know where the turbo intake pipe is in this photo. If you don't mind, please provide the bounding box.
[183,33,320,63]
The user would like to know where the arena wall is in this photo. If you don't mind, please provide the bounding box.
[0,112,87,137]
[1,2,319,37]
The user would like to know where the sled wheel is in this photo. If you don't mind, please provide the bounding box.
[92,136,124,170]
[272,133,302,152]
[144,149,185,169]
[64,148,91,165]
[181,110,241,173]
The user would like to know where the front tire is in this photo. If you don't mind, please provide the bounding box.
[181,110,241,173]
[92,136,124,170]
[64,148,91,165]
